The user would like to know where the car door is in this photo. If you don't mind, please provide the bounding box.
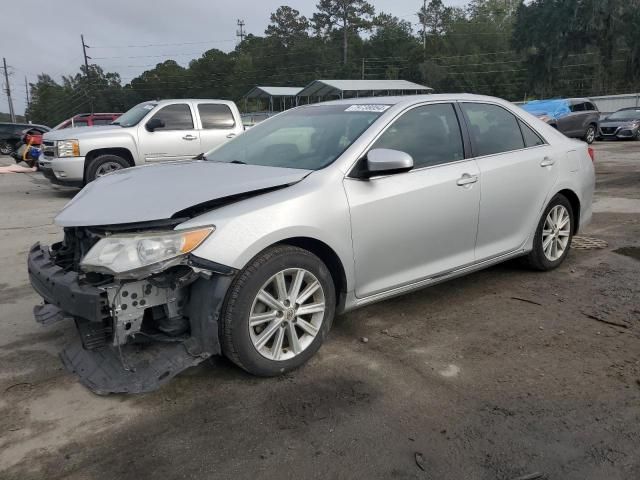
[138,103,201,162]
[196,103,241,152]
[460,102,560,260]
[557,101,585,137]
[344,103,481,298]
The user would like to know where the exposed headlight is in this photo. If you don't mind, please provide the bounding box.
[80,227,214,277]
[57,139,80,157]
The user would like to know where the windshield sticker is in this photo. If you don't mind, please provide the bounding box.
[345,105,391,113]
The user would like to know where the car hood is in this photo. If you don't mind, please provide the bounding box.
[600,120,639,128]
[44,125,123,141]
[55,161,311,227]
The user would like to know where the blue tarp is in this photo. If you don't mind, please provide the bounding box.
[521,99,571,120]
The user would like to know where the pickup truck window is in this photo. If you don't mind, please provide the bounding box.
[198,104,235,129]
[115,102,157,127]
[149,104,194,130]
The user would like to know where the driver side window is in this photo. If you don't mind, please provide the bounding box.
[149,104,194,130]
[371,103,465,169]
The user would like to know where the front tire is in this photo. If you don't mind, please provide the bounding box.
[85,154,129,183]
[584,124,596,144]
[221,245,336,376]
[524,194,574,271]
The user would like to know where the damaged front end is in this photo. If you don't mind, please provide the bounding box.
[28,225,236,395]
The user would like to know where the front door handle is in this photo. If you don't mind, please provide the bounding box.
[226,133,236,139]
[182,134,197,141]
[540,157,555,167]
[456,173,478,186]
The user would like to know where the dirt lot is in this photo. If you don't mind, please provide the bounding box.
[0,142,639,480]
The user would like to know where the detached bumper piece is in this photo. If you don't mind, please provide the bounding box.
[28,243,235,395]
[60,338,204,395]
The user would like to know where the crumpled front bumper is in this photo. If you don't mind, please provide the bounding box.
[27,243,235,395]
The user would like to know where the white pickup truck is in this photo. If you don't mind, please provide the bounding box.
[39,99,244,186]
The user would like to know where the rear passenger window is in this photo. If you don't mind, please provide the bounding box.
[570,102,586,112]
[461,103,525,156]
[198,104,235,129]
[92,119,113,125]
[150,104,194,130]
[73,120,89,127]
[371,103,464,169]
[519,120,545,147]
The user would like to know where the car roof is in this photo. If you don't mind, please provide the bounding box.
[313,93,514,108]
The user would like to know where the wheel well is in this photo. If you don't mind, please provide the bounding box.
[557,189,581,234]
[278,237,347,307]
[84,148,135,177]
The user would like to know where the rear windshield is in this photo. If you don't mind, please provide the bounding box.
[205,104,386,170]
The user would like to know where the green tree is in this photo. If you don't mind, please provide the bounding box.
[312,0,375,64]
[265,6,310,47]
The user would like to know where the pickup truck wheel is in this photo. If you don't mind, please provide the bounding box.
[221,245,335,376]
[583,124,596,144]
[86,154,129,183]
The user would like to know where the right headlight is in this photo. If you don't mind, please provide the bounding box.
[57,139,80,157]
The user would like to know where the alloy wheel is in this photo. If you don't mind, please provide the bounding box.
[248,268,325,361]
[586,126,596,143]
[95,161,124,177]
[542,205,571,261]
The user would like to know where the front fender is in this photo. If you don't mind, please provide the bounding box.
[179,171,356,294]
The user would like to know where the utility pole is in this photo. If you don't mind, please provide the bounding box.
[236,20,246,44]
[81,34,94,114]
[422,0,428,50]
[361,58,365,79]
[24,76,30,122]
[2,58,16,123]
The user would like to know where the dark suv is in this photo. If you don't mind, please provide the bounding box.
[522,98,600,144]
[0,122,50,155]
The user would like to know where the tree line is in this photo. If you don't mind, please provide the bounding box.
[25,0,640,126]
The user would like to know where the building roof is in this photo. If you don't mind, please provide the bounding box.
[244,86,304,98]
[297,79,433,98]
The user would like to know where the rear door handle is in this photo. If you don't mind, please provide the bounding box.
[182,134,198,141]
[540,157,555,167]
[456,174,478,186]
[226,133,237,139]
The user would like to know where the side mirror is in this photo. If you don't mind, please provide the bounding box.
[361,148,413,178]
[146,118,165,132]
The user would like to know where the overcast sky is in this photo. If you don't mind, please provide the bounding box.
[2,0,468,115]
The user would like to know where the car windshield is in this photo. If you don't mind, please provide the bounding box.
[113,102,157,127]
[204,104,386,170]
[607,109,640,121]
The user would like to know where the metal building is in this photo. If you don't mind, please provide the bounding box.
[242,86,303,112]
[296,79,433,104]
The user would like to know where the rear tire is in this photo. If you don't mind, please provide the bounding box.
[583,124,596,144]
[523,194,574,271]
[0,142,13,155]
[85,154,129,183]
[221,245,335,377]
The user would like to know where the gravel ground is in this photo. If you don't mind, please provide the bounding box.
[0,142,639,480]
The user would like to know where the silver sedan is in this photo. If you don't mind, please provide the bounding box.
[29,94,595,393]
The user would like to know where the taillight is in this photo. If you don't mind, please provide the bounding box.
[587,147,595,162]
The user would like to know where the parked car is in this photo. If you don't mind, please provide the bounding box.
[53,113,122,130]
[0,122,50,155]
[241,111,277,129]
[28,94,595,394]
[521,98,599,144]
[598,107,640,140]
[39,99,243,186]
